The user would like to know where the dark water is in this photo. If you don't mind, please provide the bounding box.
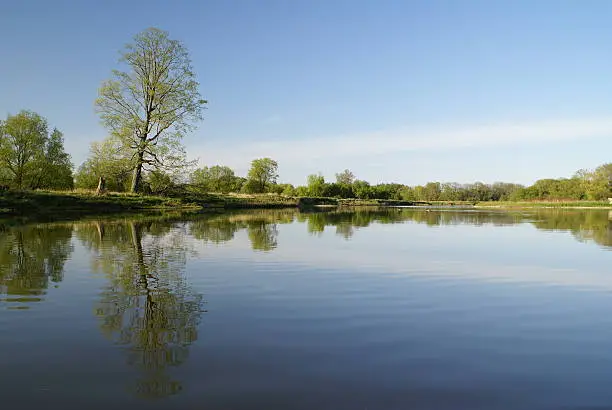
[0,208,610,409]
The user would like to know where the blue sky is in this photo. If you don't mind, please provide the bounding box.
[1,0,611,186]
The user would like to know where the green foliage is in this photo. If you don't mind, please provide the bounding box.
[95,27,206,193]
[352,180,373,199]
[75,220,203,397]
[508,164,610,201]
[307,173,326,197]
[0,224,73,306]
[190,165,242,193]
[245,158,278,193]
[40,129,74,190]
[75,137,133,191]
[323,182,353,198]
[0,110,73,190]
[586,163,612,200]
[147,170,175,195]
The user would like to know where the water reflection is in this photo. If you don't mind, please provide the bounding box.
[75,219,204,398]
[0,208,608,310]
[0,224,72,307]
[189,210,294,251]
[189,208,611,249]
[0,207,609,401]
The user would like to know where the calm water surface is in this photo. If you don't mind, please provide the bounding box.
[0,208,611,409]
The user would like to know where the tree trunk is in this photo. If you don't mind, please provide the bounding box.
[95,176,106,195]
[130,151,144,193]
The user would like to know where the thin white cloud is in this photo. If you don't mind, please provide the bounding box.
[198,117,612,164]
[191,117,612,183]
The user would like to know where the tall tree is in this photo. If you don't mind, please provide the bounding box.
[245,158,278,193]
[96,27,207,193]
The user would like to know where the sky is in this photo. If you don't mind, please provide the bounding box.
[1,0,611,186]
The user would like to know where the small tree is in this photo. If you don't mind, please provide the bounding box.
[75,137,133,192]
[245,158,278,193]
[191,165,240,193]
[307,173,326,197]
[96,27,207,193]
[335,169,355,185]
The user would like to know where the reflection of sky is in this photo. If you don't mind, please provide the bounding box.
[2,215,612,408]
[189,219,611,292]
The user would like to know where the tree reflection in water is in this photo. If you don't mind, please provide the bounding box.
[76,219,203,399]
[0,224,73,307]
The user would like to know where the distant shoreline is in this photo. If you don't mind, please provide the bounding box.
[1,190,610,224]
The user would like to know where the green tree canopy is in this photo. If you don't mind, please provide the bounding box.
[191,165,241,193]
[244,158,278,193]
[75,137,134,191]
[0,110,73,190]
[587,163,612,200]
[307,173,326,197]
[95,27,206,193]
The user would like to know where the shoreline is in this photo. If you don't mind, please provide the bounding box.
[1,190,610,224]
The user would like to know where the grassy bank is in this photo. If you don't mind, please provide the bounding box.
[475,200,612,209]
[1,190,610,224]
[0,190,301,222]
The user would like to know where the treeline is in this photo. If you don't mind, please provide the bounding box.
[1,109,610,202]
[170,163,612,202]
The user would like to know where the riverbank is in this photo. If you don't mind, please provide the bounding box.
[474,200,612,209]
[1,190,610,224]
[0,190,300,222]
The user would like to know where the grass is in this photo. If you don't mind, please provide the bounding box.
[475,200,612,208]
[0,189,303,223]
[1,189,609,224]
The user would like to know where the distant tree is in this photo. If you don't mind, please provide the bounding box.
[37,129,74,190]
[398,185,416,201]
[95,27,207,193]
[0,111,73,190]
[294,185,309,197]
[307,173,326,197]
[352,180,372,199]
[324,182,353,198]
[587,163,612,200]
[269,183,295,196]
[422,182,441,201]
[335,169,355,185]
[244,158,278,193]
[191,165,240,193]
[490,182,524,201]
